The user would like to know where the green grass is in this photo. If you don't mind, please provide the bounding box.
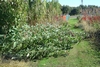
[68,18,78,25]
[68,18,83,32]
[26,40,100,67]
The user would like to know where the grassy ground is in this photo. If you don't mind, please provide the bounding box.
[37,40,100,67]
[0,18,100,67]
[68,18,83,32]
[68,18,78,25]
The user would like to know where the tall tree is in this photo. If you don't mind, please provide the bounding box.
[61,5,71,14]
[69,8,80,15]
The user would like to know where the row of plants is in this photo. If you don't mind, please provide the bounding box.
[0,23,86,60]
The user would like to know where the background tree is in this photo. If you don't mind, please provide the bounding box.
[61,5,71,15]
[69,8,80,15]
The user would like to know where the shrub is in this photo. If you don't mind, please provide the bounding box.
[0,0,27,34]
[0,0,18,34]
[89,22,100,50]
[0,24,84,60]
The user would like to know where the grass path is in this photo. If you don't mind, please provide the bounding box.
[65,40,99,67]
[36,40,100,67]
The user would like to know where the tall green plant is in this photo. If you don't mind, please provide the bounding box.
[0,0,17,34]
[27,0,62,25]
[0,0,27,33]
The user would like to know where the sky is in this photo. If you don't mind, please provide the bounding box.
[59,0,100,7]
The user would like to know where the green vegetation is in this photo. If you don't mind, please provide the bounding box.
[69,8,80,15]
[36,41,100,67]
[61,5,71,14]
[0,23,85,60]
[0,0,86,61]
[61,5,100,15]
[1,19,100,67]
[0,0,28,33]
[0,0,100,67]
[0,0,61,33]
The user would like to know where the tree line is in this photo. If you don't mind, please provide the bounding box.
[61,5,100,15]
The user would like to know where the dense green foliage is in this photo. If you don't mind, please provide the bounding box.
[61,5,80,15]
[61,5,70,14]
[0,0,27,34]
[0,0,95,61]
[0,0,61,33]
[69,8,80,15]
[27,0,61,24]
[0,0,17,34]
[0,24,85,60]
